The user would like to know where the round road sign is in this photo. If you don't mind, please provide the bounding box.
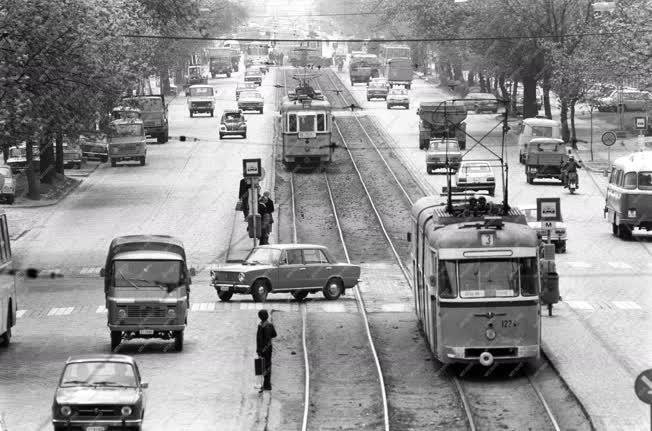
[634,369,652,405]
[602,131,617,147]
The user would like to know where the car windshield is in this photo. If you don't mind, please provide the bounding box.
[112,260,182,288]
[390,89,407,95]
[224,113,242,121]
[189,87,213,97]
[60,361,137,388]
[461,164,490,173]
[243,248,282,265]
[240,91,261,98]
[109,123,143,137]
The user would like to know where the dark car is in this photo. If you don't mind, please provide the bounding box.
[51,354,148,431]
[463,92,499,113]
[80,131,109,162]
[210,244,361,302]
[219,110,247,139]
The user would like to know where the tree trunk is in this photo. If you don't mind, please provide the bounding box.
[479,72,486,92]
[160,68,171,95]
[39,129,55,184]
[26,141,40,200]
[499,74,508,99]
[569,98,578,149]
[453,63,464,81]
[542,72,552,119]
[560,98,570,143]
[522,74,538,119]
[493,75,498,94]
[467,69,475,87]
[510,80,519,116]
[55,131,64,175]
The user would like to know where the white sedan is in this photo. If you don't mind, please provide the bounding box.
[518,205,568,253]
[455,161,496,196]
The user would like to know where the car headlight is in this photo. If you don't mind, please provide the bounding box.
[167,308,176,318]
[118,309,127,319]
[60,406,72,416]
[238,272,245,282]
[121,406,132,416]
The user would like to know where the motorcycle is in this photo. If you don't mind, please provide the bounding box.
[567,171,578,194]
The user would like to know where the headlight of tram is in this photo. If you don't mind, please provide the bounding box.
[60,406,72,417]
[238,272,245,282]
[485,328,496,340]
[121,406,132,417]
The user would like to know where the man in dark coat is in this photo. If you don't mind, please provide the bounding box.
[258,191,274,245]
[256,309,277,391]
[238,178,251,219]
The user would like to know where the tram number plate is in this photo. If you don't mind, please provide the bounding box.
[501,320,518,328]
[139,329,154,335]
[298,131,316,139]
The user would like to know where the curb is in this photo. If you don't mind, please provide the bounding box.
[10,177,83,208]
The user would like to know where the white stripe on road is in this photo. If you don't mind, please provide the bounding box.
[565,300,595,310]
[48,307,74,316]
[191,302,216,311]
[15,309,26,318]
[612,301,642,310]
[607,262,633,269]
[380,303,411,312]
[240,303,265,310]
[320,303,346,313]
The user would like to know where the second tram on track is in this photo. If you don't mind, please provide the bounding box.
[409,196,552,367]
[279,90,334,166]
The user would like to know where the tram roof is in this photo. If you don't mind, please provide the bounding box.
[280,96,331,111]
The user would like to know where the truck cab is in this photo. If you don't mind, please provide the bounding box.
[187,85,215,117]
[517,117,561,163]
[107,118,147,167]
[101,235,195,352]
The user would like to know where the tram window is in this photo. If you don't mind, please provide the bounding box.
[623,172,637,189]
[299,115,315,132]
[520,258,538,296]
[458,259,519,298]
[317,114,326,131]
[438,260,457,298]
[288,114,297,132]
[638,172,652,190]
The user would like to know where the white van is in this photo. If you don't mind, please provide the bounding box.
[517,118,562,163]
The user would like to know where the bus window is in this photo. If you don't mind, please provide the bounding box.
[438,260,457,298]
[623,172,637,189]
[459,259,519,298]
[288,114,297,132]
[638,172,652,189]
[317,114,325,131]
[299,115,315,132]
[520,258,538,296]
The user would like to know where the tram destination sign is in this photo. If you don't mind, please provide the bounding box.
[634,369,652,405]
[536,197,561,222]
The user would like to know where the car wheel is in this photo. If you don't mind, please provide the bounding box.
[210,110,214,117]
[174,330,184,351]
[110,331,121,351]
[386,104,391,109]
[251,280,269,302]
[527,175,534,184]
[617,224,633,240]
[111,159,117,167]
[323,278,344,300]
[612,222,618,236]
[217,290,233,302]
[0,308,11,347]
[259,108,264,114]
[291,290,309,301]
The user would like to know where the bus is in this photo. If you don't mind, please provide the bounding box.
[0,210,16,347]
[409,196,551,367]
[605,151,652,239]
[380,44,411,64]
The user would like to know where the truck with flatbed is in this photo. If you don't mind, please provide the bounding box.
[417,100,468,150]
[207,47,233,78]
[524,138,568,184]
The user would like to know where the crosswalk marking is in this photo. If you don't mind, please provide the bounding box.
[15,310,26,318]
[612,301,643,310]
[96,306,107,313]
[191,302,216,311]
[47,307,74,316]
[565,300,595,310]
[607,262,633,269]
[321,303,346,313]
[240,303,265,310]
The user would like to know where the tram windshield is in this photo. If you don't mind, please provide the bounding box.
[438,258,538,298]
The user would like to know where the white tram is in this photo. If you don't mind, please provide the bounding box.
[279,93,334,166]
[409,196,545,367]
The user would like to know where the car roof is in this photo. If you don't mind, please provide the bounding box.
[522,118,560,127]
[460,161,491,167]
[66,354,136,365]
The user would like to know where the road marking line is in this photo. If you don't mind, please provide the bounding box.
[15,309,26,318]
[240,303,264,310]
[565,300,595,310]
[612,301,642,310]
[607,262,633,269]
[320,303,346,313]
[564,261,592,268]
[199,302,215,311]
[96,306,107,313]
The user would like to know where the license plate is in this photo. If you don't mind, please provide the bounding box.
[219,286,230,292]
[140,329,154,335]
[86,427,106,431]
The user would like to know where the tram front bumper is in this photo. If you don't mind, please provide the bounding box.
[444,345,540,363]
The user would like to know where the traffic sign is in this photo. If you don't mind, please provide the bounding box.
[536,198,561,221]
[242,158,262,177]
[634,369,652,404]
[542,220,556,230]
[601,131,617,147]
[635,117,647,130]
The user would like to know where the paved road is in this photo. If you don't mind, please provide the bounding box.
[335,69,651,429]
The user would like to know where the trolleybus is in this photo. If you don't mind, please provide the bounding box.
[409,196,547,367]
[0,210,16,347]
[605,151,652,239]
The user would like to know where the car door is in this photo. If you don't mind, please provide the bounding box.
[302,249,331,288]
[277,249,306,291]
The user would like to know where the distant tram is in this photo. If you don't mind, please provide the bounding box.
[279,76,334,166]
[409,196,551,367]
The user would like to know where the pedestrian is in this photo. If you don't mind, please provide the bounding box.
[258,191,274,245]
[239,178,250,219]
[256,309,276,392]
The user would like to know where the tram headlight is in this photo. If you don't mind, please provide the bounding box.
[60,405,72,417]
[485,328,496,340]
[628,208,637,218]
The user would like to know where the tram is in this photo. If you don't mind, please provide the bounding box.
[409,196,551,367]
[244,42,270,68]
[279,73,334,166]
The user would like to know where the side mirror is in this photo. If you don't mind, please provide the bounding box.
[141,382,149,389]
[99,268,105,277]
[189,267,196,277]
[406,232,412,242]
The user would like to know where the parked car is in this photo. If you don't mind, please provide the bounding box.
[455,161,496,196]
[80,131,109,162]
[62,141,83,169]
[0,165,15,204]
[236,81,257,100]
[6,143,39,172]
[366,80,389,101]
[244,69,262,86]
[463,92,499,113]
[210,244,361,302]
[597,89,651,112]
[425,138,462,174]
[51,354,148,431]
[219,109,247,139]
[386,88,409,109]
[518,205,568,253]
[237,90,264,113]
